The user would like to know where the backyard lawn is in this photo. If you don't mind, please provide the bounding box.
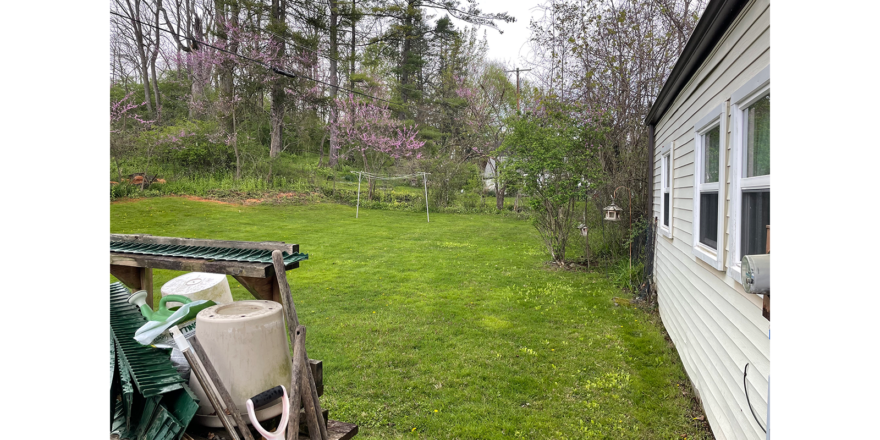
[111,197,711,439]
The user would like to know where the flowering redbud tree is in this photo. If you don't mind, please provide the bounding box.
[332,93,425,199]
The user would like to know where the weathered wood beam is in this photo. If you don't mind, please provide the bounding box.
[272,251,300,328]
[308,359,323,397]
[233,275,277,301]
[110,264,142,290]
[112,233,299,254]
[298,420,358,440]
[111,253,294,278]
[297,327,325,440]
[289,326,306,440]
[139,267,154,308]
[111,253,300,278]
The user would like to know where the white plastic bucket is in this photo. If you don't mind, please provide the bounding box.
[161,272,233,308]
[189,300,292,427]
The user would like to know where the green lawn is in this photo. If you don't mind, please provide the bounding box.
[111,197,710,439]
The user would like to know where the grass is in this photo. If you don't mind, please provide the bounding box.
[111,197,712,439]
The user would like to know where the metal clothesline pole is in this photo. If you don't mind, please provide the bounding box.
[356,172,362,219]
[423,172,429,223]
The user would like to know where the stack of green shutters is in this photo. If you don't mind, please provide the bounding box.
[110,282,200,440]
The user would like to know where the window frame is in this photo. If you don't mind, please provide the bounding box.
[659,143,673,239]
[728,65,770,284]
[692,103,727,270]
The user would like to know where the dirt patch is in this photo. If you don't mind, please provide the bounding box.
[179,195,238,205]
[111,192,321,206]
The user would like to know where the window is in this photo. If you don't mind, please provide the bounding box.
[729,66,770,284]
[659,144,673,238]
[692,104,726,270]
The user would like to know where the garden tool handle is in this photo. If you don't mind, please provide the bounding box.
[246,385,289,440]
[248,385,284,409]
[158,295,192,309]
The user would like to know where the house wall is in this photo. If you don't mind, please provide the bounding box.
[651,1,769,438]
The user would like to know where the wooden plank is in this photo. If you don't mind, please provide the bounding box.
[298,420,358,440]
[272,250,301,328]
[190,336,256,440]
[111,233,299,254]
[111,253,276,278]
[110,264,142,290]
[296,409,328,435]
[139,267,154,309]
[273,249,327,440]
[289,326,306,440]
[298,330,322,440]
[233,275,277,301]
[309,359,323,397]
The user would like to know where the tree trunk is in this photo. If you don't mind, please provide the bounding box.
[141,148,153,191]
[495,181,505,210]
[232,99,241,180]
[269,0,286,158]
[400,1,414,105]
[350,0,355,91]
[114,157,123,183]
[318,131,327,167]
[328,0,340,167]
[150,0,162,120]
[216,0,238,134]
[189,15,207,119]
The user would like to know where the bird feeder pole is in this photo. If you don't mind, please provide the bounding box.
[613,186,634,274]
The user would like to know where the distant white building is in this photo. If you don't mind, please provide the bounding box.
[482,157,506,190]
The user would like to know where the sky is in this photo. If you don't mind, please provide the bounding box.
[447,0,549,71]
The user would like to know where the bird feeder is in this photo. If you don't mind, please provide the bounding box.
[603,203,623,222]
[577,223,589,237]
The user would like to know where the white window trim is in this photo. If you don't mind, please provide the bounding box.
[728,65,770,284]
[692,103,727,271]
[659,143,673,239]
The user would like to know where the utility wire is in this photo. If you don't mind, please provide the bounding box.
[743,363,767,433]
[110,10,394,105]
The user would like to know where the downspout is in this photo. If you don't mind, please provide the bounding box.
[647,124,655,218]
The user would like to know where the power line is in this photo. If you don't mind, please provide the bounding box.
[110,10,393,105]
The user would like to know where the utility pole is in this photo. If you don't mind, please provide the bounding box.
[505,67,532,112]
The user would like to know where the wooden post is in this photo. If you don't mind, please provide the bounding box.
[139,267,154,309]
[288,326,306,440]
[272,251,300,329]
[190,336,256,440]
[763,225,771,321]
[271,250,326,439]
[299,336,328,440]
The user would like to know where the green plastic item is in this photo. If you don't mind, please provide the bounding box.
[127,291,213,322]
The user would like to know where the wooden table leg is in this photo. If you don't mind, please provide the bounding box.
[139,267,154,309]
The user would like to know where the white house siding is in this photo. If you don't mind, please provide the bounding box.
[651,1,769,438]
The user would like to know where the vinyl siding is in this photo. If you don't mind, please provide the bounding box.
[651,1,770,439]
